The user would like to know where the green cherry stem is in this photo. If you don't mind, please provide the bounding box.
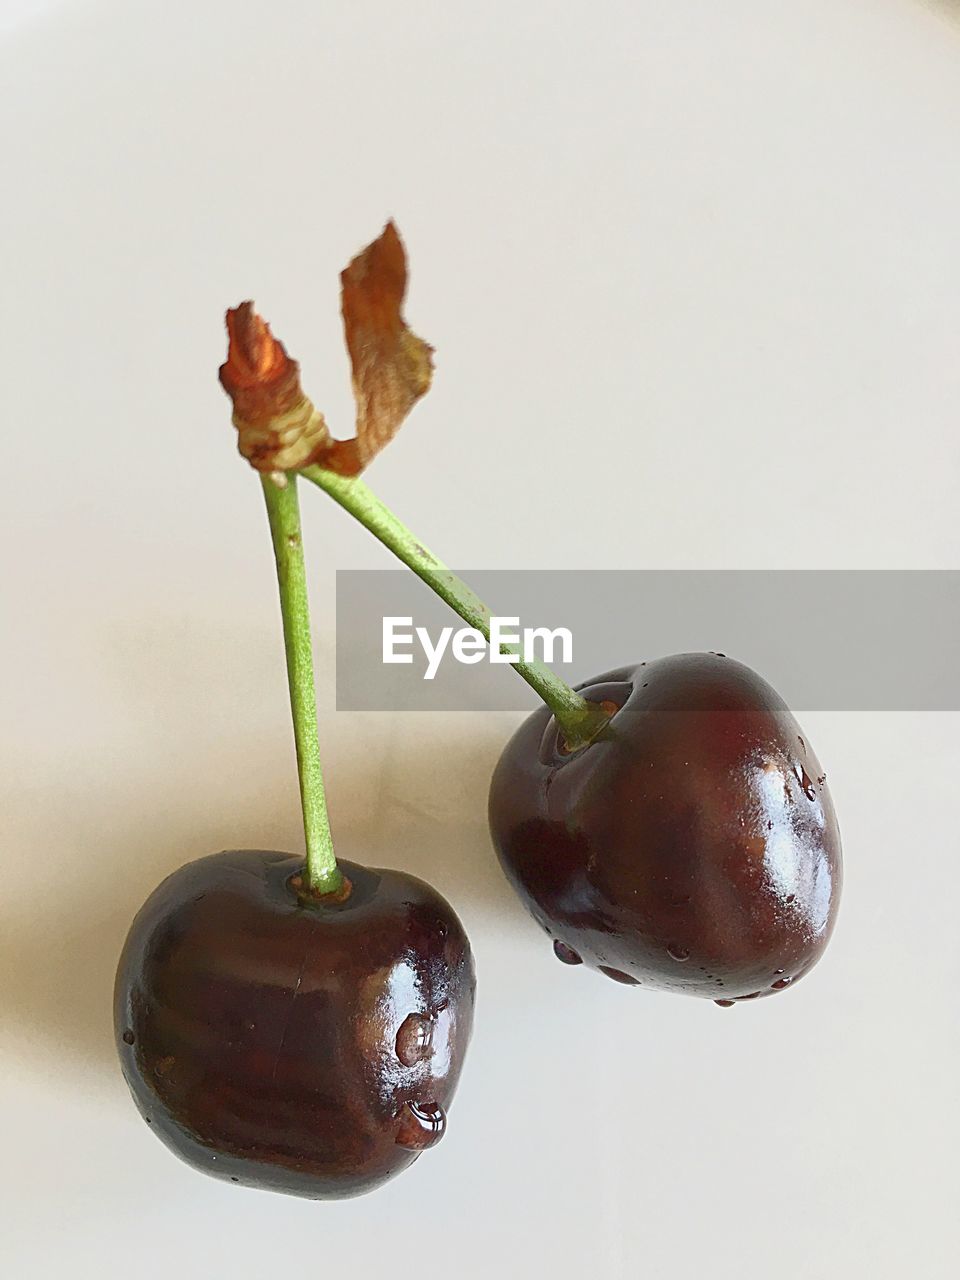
[299,464,611,749]
[261,472,342,894]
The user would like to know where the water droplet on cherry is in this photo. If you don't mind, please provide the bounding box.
[395,1013,435,1067]
[122,1030,135,1046]
[795,764,817,800]
[395,1100,446,1150]
[714,999,735,1008]
[599,966,640,985]
[553,940,583,965]
[667,944,690,961]
[771,977,792,990]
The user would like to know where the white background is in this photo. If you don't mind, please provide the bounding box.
[2,1,959,1276]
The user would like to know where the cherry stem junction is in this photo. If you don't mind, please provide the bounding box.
[299,464,611,750]
[261,472,342,894]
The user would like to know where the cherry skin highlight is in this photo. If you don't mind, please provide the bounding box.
[489,653,842,1002]
[114,851,475,1198]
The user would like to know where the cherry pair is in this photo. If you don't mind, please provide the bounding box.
[115,225,841,1199]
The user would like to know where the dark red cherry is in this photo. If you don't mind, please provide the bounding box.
[489,653,841,1002]
[114,851,475,1198]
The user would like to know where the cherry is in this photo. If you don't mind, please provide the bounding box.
[113,242,483,1199]
[115,851,475,1198]
[488,653,842,1002]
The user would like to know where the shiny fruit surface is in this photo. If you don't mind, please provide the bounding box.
[489,653,841,1002]
[115,851,475,1198]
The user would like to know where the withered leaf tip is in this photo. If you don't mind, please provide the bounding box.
[219,222,433,476]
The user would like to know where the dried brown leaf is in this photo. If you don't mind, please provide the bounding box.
[322,221,434,475]
[219,223,431,475]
